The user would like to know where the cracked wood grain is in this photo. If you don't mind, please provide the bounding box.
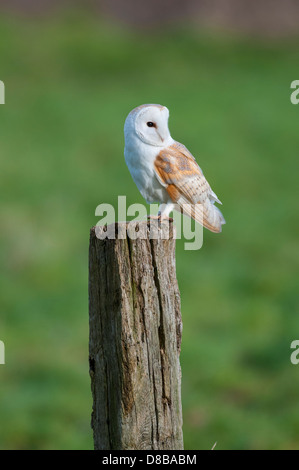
[89,221,183,450]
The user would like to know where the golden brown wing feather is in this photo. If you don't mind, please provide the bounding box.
[154,141,225,233]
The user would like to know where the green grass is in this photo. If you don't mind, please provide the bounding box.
[0,10,299,449]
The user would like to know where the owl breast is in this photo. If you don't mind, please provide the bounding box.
[124,141,169,204]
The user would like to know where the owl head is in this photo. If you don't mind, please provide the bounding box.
[124,104,172,147]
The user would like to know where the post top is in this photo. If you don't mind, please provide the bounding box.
[90,220,176,242]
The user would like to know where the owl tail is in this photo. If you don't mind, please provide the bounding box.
[181,200,226,233]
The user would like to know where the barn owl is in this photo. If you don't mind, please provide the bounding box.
[124,104,225,233]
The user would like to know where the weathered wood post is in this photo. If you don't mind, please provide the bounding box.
[89,221,183,450]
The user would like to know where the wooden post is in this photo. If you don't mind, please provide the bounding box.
[89,221,183,450]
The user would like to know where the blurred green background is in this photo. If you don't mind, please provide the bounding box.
[1,2,299,450]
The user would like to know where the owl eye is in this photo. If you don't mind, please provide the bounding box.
[147,121,155,127]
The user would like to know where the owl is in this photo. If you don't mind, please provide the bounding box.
[124,104,225,233]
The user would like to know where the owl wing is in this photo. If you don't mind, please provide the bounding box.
[154,141,225,233]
